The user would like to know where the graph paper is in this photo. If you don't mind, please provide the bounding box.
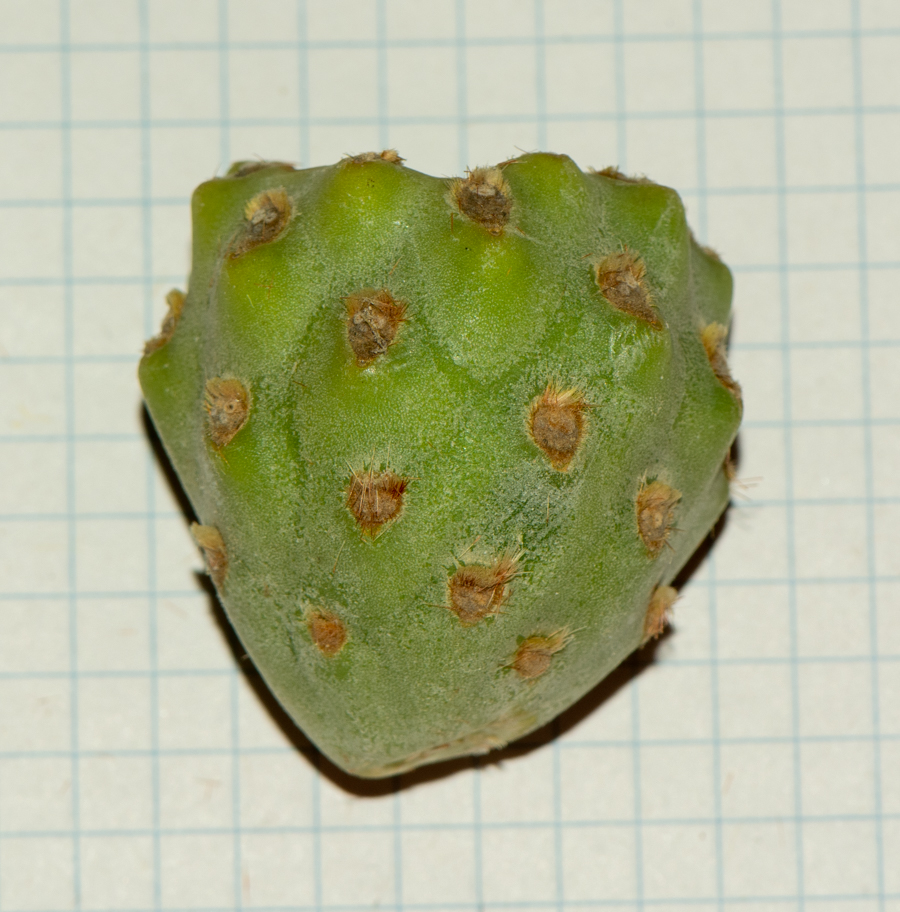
[1,0,899,907]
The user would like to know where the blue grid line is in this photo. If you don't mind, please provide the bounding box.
[5,419,900,448]
[5,727,899,759]
[612,10,645,905]
[3,650,900,685]
[3,641,900,673]
[373,5,405,904]
[454,0,468,171]
[5,338,900,367]
[3,180,900,209]
[4,104,900,132]
[4,637,900,669]
[3,810,900,838]
[472,760,484,909]
[690,6,727,912]
[392,777,403,912]
[771,1,807,905]
[551,731,564,911]
[453,7,481,909]
[532,4,562,908]
[1,355,147,365]
[135,0,163,906]
[2,496,886,520]
[2,181,900,214]
[57,1,83,908]
[3,738,900,772]
[230,669,242,909]
[0,903,890,912]
[296,4,310,907]
[3,261,900,286]
[217,0,231,172]
[2,25,899,55]
[1,269,3,912]
[376,0,390,155]
[735,339,900,350]
[850,1,886,908]
[3,105,900,140]
[90,901,865,909]
[213,6,242,906]
[0,276,187,286]
[4,574,900,604]
[629,680,644,910]
[1,902,899,912]
[533,0,547,154]
[230,626,242,908]
[311,752,323,912]
[297,0,309,168]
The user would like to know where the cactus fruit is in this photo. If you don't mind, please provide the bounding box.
[139,152,740,778]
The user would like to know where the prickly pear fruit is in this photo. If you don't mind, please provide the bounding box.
[139,152,740,778]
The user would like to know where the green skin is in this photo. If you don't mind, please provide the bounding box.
[139,152,740,778]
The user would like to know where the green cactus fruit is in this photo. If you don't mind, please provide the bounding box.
[139,152,741,778]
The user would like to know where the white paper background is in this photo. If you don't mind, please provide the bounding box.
[1,0,899,908]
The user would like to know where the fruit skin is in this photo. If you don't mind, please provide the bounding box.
[139,152,741,778]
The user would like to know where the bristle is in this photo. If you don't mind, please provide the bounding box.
[447,552,520,626]
[528,382,588,471]
[346,467,409,535]
[231,188,293,257]
[511,629,573,680]
[345,289,407,365]
[636,480,681,555]
[593,249,660,326]
[204,378,250,448]
[448,167,512,235]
